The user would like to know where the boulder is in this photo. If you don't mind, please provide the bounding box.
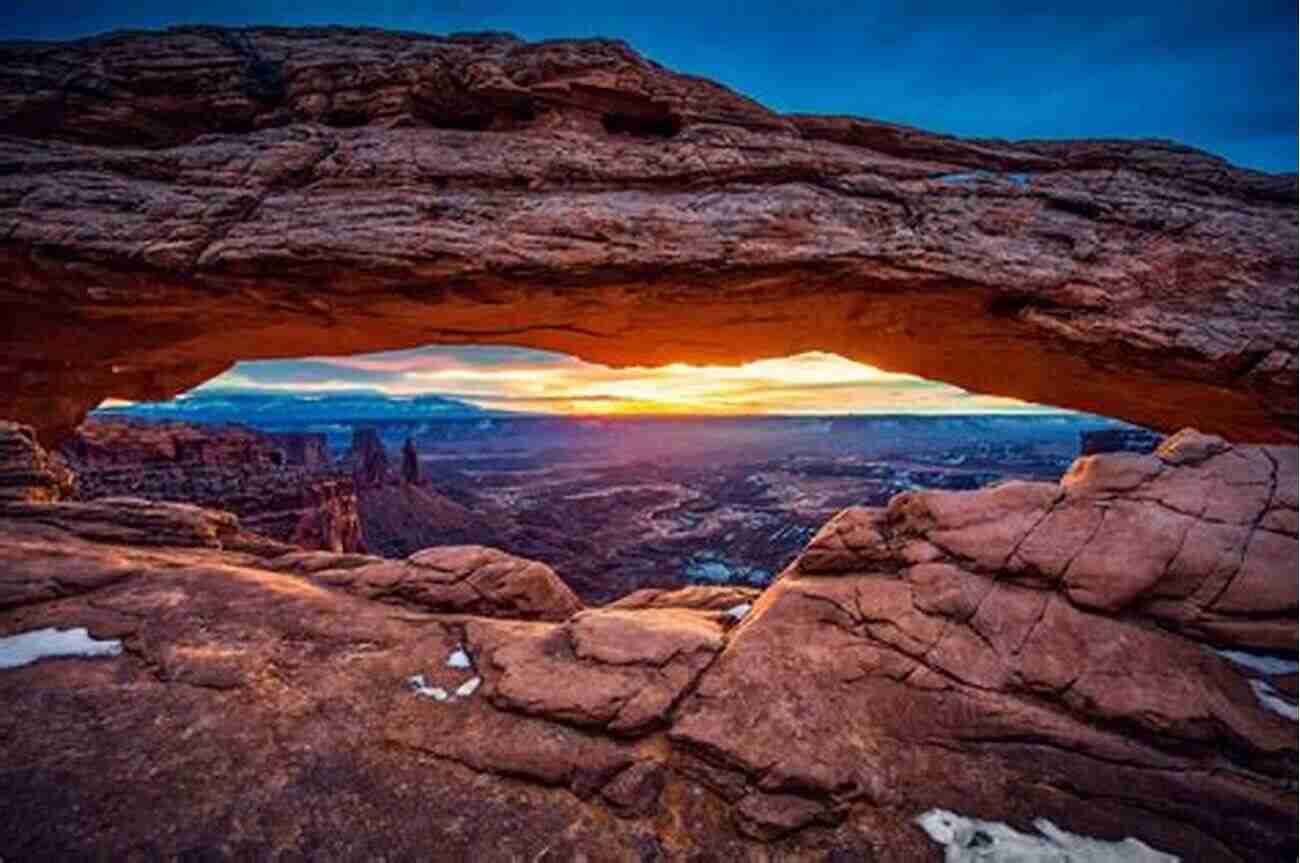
[293,544,584,622]
[469,607,725,734]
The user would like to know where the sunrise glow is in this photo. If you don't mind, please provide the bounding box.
[197,347,1054,415]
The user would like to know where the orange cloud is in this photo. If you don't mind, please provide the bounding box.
[202,348,1058,415]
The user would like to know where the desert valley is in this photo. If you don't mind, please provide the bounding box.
[73,398,1138,602]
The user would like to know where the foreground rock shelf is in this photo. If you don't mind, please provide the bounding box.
[0,27,1296,443]
[0,423,1294,860]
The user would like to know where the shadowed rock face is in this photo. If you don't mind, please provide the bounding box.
[60,418,365,554]
[0,421,74,502]
[0,426,1294,859]
[0,27,1296,444]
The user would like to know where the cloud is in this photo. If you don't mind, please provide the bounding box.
[197,345,1064,415]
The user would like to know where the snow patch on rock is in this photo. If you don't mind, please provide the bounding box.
[915,809,1179,862]
[405,674,449,701]
[1249,679,1298,721]
[406,671,481,703]
[446,646,472,669]
[0,627,123,670]
[723,602,752,622]
[1213,648,1299,677]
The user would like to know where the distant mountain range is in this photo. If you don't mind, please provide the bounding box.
[94,388,497,427]
[93,386,1135,456]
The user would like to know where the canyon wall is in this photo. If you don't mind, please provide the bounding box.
[63,418,364,553]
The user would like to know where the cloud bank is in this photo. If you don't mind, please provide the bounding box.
[195,346,1064,415]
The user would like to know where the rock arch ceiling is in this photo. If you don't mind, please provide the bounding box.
[0,27,1295,444]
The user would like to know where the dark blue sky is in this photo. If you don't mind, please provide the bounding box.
[1,2,1294,171]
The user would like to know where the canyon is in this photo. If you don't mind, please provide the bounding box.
[64,417,364,553]
[0,25,1296,862]
[63,412,1093,601]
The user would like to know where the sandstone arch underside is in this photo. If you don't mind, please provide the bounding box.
[0,27,1295,443]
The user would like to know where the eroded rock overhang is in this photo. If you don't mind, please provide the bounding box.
[0,27,1295,443]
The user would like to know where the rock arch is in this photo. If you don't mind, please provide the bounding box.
[0,27,1295,443]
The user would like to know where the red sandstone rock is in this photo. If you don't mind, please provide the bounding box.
[0,421,75,502]
[63,418,365,553]
[346,428,390,489]
[0,28,1294,444]
[606,584,762,611]
[0,430,1295,858]
[469,607,725,735]
[275,544,584,622]
[666,430,1297,859]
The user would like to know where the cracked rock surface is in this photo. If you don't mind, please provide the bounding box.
[0,428,1294,860]
[670,429,1297,860]
[0,28,1295,444]
[266,543,584,621]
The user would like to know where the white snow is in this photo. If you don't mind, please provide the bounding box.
[915,809,1179,862]
[0,627,122,670]
[446,646,472,669]
[1210,648,1298,721]
[723,603,752,622]
[406,672,479,702]
[1213,648,1299,677]
[405,673,449,701]
[1249,679,1298,721]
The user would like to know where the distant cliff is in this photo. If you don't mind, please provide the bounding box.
[61,417,364,553]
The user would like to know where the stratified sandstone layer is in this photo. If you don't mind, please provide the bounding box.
[0,426,1294,860]
[0,421,74,502]
[62,418,365,553]
[0,27,1296,443]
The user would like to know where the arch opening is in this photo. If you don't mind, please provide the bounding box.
[69,344,1153,602]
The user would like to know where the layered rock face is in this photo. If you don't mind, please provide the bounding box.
[346,428,391,489]
[337,427,508,558]
[64,417,288,466]
[0,427,1294,860]
[0,421,74,502]
[269,431,330,467]
[0,28,1296,444]
[61,418,364,553]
